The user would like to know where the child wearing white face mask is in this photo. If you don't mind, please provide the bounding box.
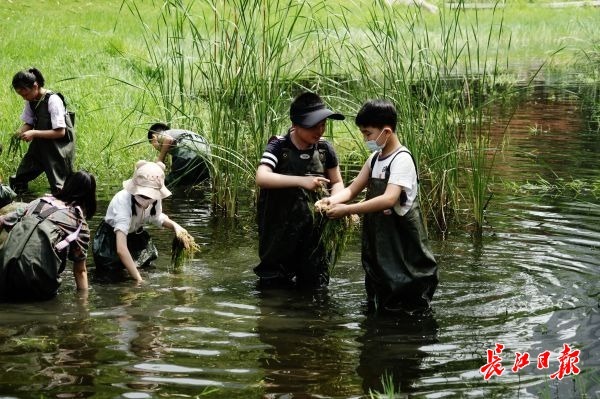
[318,99,438,314]
[92,160,187,282]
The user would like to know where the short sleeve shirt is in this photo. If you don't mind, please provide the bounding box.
[259,133,339,171]
[368,147,418,216]
[21,92,66,129]
[103,189,167,234]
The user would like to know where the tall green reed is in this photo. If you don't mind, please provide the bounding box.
[319,0,516,235]
[456,2,510,234]
[124,0,518,235]
[123,0,314,216]
[579,38,600,133]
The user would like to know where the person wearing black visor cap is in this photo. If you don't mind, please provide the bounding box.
[254,92,345,289]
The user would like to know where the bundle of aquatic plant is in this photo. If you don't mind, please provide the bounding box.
[7,133,22,158]
[313,200,360,272]
[171,230,201,271]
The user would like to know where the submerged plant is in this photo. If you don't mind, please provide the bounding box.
[504,175,594,199]
[368,371,401,399]
[9,336,58,352]
[528,123,549,135]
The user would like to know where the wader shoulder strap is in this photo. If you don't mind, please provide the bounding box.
[370,150,419,183]
[32,91,75,134]
[37,204,61,219]
[34,200,83,252]
[369,152,381,171]
[55,222,82,251]
[55,205,84,251]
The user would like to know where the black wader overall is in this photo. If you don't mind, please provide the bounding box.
[92,220,159,280]
[165,132,211,188]
[10,92,75,194]
[255,137,330,288]
[362,151,438,313]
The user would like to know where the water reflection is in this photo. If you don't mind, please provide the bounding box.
[356,312,439,395]
[255,287,359,398]
[0,293,96,397]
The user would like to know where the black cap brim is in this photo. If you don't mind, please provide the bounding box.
[293,108,345,128]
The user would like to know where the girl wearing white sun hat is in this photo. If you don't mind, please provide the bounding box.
[92,160,187,282]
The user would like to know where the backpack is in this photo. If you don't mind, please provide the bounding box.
[0,199,82,301]
[54,91,76,127]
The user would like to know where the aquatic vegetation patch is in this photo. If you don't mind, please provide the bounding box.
[8,336,58,353]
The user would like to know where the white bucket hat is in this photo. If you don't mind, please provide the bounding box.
[123,160,172,200]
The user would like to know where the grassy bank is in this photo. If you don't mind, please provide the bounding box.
[0,0,598,232]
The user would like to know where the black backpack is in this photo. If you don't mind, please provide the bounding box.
[0,199,82,301]
[54,91,76,127]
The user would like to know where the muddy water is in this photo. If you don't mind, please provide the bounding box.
[0,87,598,398]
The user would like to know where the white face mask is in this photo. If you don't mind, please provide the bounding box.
[134,195,154,209]
[365,129,388,152]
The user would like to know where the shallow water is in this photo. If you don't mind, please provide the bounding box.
[0,86,599,398]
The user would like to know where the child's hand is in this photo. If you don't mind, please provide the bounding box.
[174,225,187,238]
[19,130,35,142]
[326,203,348,219]
[132,277,144,285]
[301,176,330,192]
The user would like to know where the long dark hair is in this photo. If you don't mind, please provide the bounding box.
[12,68,45,90]
[54,171,97,219]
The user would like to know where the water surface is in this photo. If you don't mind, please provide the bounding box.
[0,86,598,398]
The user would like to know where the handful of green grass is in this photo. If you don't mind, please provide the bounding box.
[171,230,200,271]
[7,133,22,158]
[314,200,360,272]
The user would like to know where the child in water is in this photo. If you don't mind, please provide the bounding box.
[147,122,211,188]
[320,99,438,313]
[92,160,187,282]
[254,92,345,288]
[0,171,97,300]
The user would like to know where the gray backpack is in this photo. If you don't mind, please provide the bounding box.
[0,199,81,301]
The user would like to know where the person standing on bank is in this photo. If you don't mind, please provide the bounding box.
[92,160,187,283]
[147,122,211,188]
[254,92,345,288]
[320,99,438,313]
[10,68,75,195]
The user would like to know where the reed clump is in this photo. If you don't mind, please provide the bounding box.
[122,0,526,235]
